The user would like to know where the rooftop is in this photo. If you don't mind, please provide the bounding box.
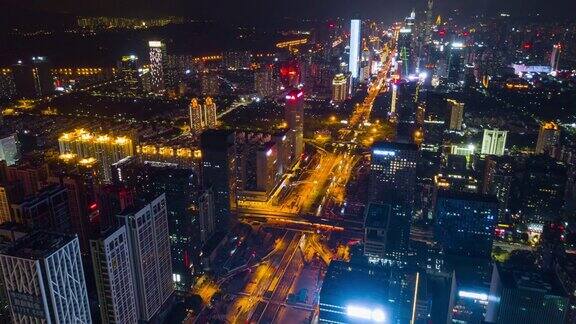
[1,231,76,260]
[364,203,391,229]
[437,190,499,204]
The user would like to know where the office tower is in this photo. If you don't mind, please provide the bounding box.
[91,226,138,324]
[481,129,507,156]
[398,26,413,76]
[434,191,498,258]
[58,129,134,183]
[11,60,36,98]
[95,184,134,230]
[394,80,420,143]
[254,65,278,98]
[0,232,91,323]
[148,40,167,92]
[12,57,53,98]
[119,54,140,95]
[0,68,16,100]
[363,203,399,262]
[200,72,220,96]
[319,261,424,323]
[447,99,464,131]
[535,122,560,155]
[199,189,215,243]
[285,89,304,160]
[518,156,566,224]
[1,159,49,197]
[0,134,20,166]
[486,263,568,324]
[11,185,71,232]
[550,44,561,72]
[117,194,173,322]
[369,142,418,261]
[331,73,348,102]
[200,130,237,229]
[483,155,514,219]
[447,42,465,85]
[223,51,251,70]
[349,19,361,79]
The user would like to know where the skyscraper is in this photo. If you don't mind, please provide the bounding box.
[481,129,507,156]
[331,73,348,102]
[434,191,499,258]
[0,134,20,166]
[200,130,237,229]
[204,97,217,128]
[11,184,71,232]
[285,89,304,160]
[447,42,466,85]
[0,232,91,323]
[148,40,167,92]
[189,98,204,135]
[254,65,279,98]
[447,99,464,131]
[200,72,220,96]
[369,141,419,261]
[349,19,361,79]
[486,263,568,324]
[117,194,173,321]
[535,122,560,155]
[550,44,561,72]
[199,189,215,243]
[91,226,138,324]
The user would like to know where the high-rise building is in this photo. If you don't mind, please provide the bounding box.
[204,97,217,128]
[95,184,134,230]
[447,99,464,131]
[486,263,568,324]
[1,159,49,197]
[200,72,220,96]
[398,26,413,76]
[518,156,567,224]
[285,89,304,160]
[12,57,53,98]
[550,43,561,72]
[0,183,23,224]
[223,51,251,70]
[119,54,141,95]
[319,261,424,323]
[254,65,279,98]
[481,129,507,156]
[364,203,394,262]
[0,134,20,166]
[189,97,218,135]
[331,73,348,102]
[148,40,167,92]
[0,68,16,100]
[117,194,173,321]
[91,226,138,324]
[11,185,71,232]
[0,231,91,323]
[199,189,215,243]
[369,142,418,261]
[483,155,514,219]
[349,19,361,79]
[394,80,420,143]
[200,130,237,229]
[447,42,466,85]
[434,191,498,258]
[58,129,134,183]
[535,122,560,155]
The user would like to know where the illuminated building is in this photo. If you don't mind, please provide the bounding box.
[148,40,167,92]
[0,232,91,323]
[285,89,304,160]
[117,194,173,322]
[535,122,560,155]
[223,51,251,70]
[481,129,507,156]
[0,183,22,224]
[332,73,348,102]
[119,54,140,95]
[189,97,217,135]
[486,263,568,324]
[319,261,424,323]
[518,156,566,224]
[254,65,279,98]
[58,129,134,183]
[0,68,16,100]
[11,185,71,232]
[199,189,215,243]
[200,130,237,229]
[363,203,405,263]
[447,99,464,131]
[434,191,498,258]
[482,156,514,219]
[349,19,361,79]
[91,226,138,324]
[369,142,418,261]
[550,44,561,72]
[200,72,219,96]
[12,57,54,99]
[447,42,465,85]
[397,25,413,76]
[0,134,20,166]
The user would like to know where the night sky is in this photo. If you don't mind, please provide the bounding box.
[2,0,576,24]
